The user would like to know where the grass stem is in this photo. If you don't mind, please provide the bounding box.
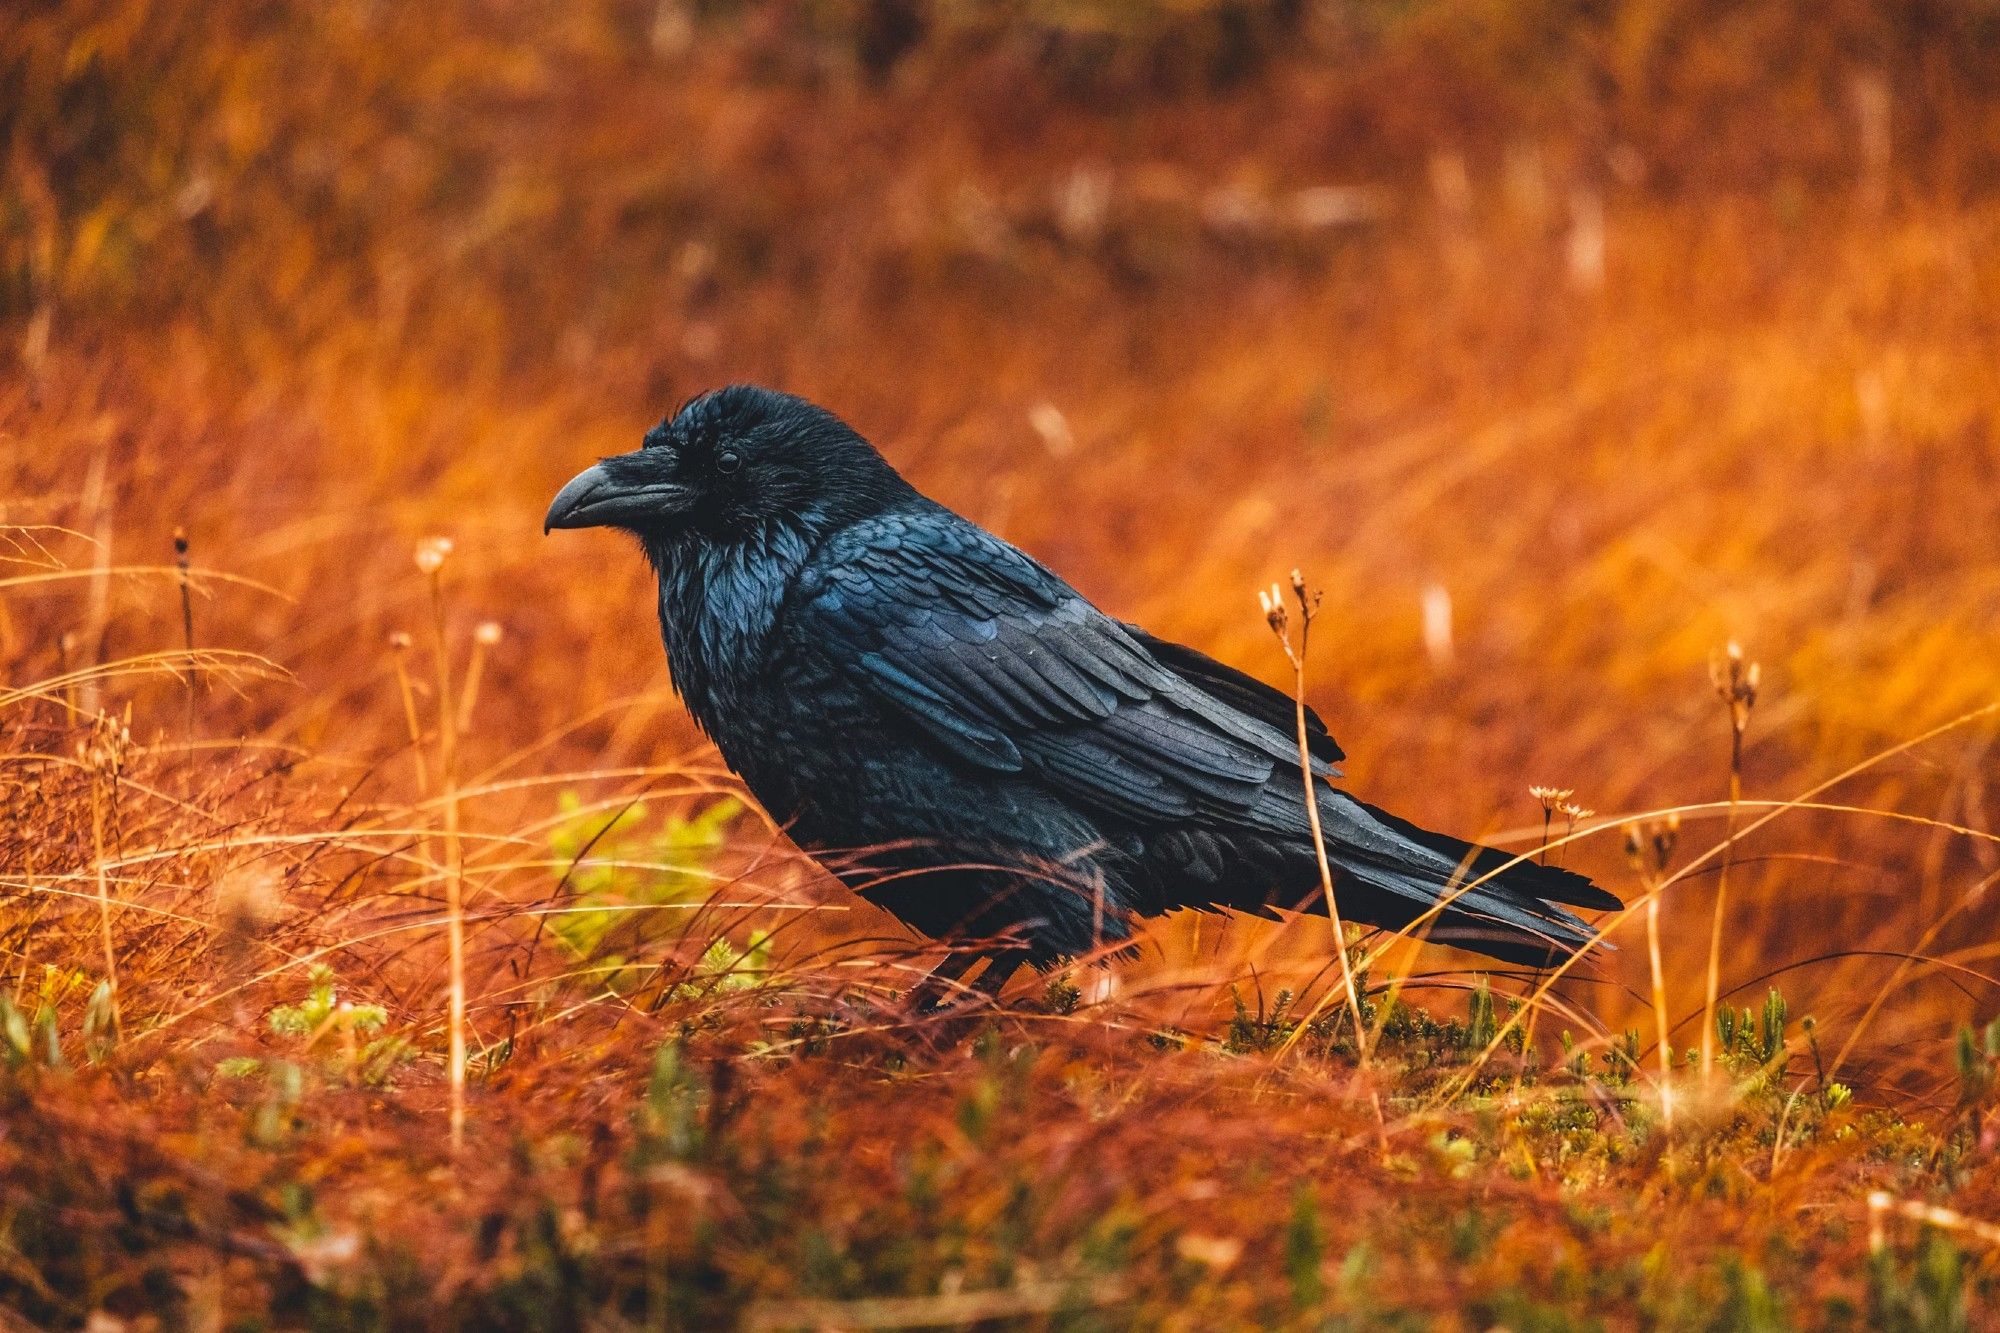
[1265,574,1370,1069]
[1701,644,1758,1086]
[419,539,468,1153]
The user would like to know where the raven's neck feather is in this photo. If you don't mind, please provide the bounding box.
[648,521,817,737]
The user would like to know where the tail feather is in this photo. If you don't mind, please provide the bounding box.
[1352,799,1622,913]
[1317,794,1621,966]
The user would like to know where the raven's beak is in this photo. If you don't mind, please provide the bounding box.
[544,461,690,533]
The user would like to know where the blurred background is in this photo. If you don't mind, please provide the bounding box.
[5,0,2000,1094]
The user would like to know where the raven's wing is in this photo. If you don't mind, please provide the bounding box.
[1121,624,1344,768]
[791,509,1618,957]
[792,508,1323,830]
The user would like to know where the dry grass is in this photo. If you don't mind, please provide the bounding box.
[6,1,2000,1325]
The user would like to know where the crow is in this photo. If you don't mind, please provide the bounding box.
[547,385,1618,1003]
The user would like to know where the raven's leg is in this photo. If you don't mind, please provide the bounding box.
[904,947,984,1013]
[906,948,1029,1015]
[971,951,1029,1001]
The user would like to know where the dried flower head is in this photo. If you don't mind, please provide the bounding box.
[414,536,454,575]
[1529,785,1574,813]
[78,709,131,778]
[1710,640,1761,731]
[1287,568,1322,623]
[474,620,503,647]
[388,629,413,652]
[1623,813,1681,877]
[1556,800,1594,823]
[1259,583,1287,635]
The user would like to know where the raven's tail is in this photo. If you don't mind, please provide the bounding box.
[1314,791,1622,967]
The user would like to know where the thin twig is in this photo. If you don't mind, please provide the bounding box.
[388,632,430,795]
[1701,642,1759,1085]
[174,528,198,789]
[84,710,129,1041]
[1626,815,1680,1131]
[1262,572,1369,1068]
[417,536,467,1153]
[1646,895,1674,1130]
[1869,1191,2000,1252]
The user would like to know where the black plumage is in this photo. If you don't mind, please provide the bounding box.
[547,385,1619,997]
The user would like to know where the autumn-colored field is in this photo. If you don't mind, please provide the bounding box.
[6,2,2000,1326]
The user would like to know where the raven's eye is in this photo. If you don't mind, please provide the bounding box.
[715,449,742,475]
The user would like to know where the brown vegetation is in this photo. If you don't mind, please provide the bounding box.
[5,1,2000,1325]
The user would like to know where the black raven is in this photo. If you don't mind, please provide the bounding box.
[547,385,1618,1000]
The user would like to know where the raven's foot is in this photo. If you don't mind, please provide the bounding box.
[900,948,984,1016]
[888,951,1031,1052]
[901,949,1028,1015]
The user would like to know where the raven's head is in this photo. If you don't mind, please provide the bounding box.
[545,385,911,543]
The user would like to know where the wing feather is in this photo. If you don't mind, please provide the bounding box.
[795,509,1316,826]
